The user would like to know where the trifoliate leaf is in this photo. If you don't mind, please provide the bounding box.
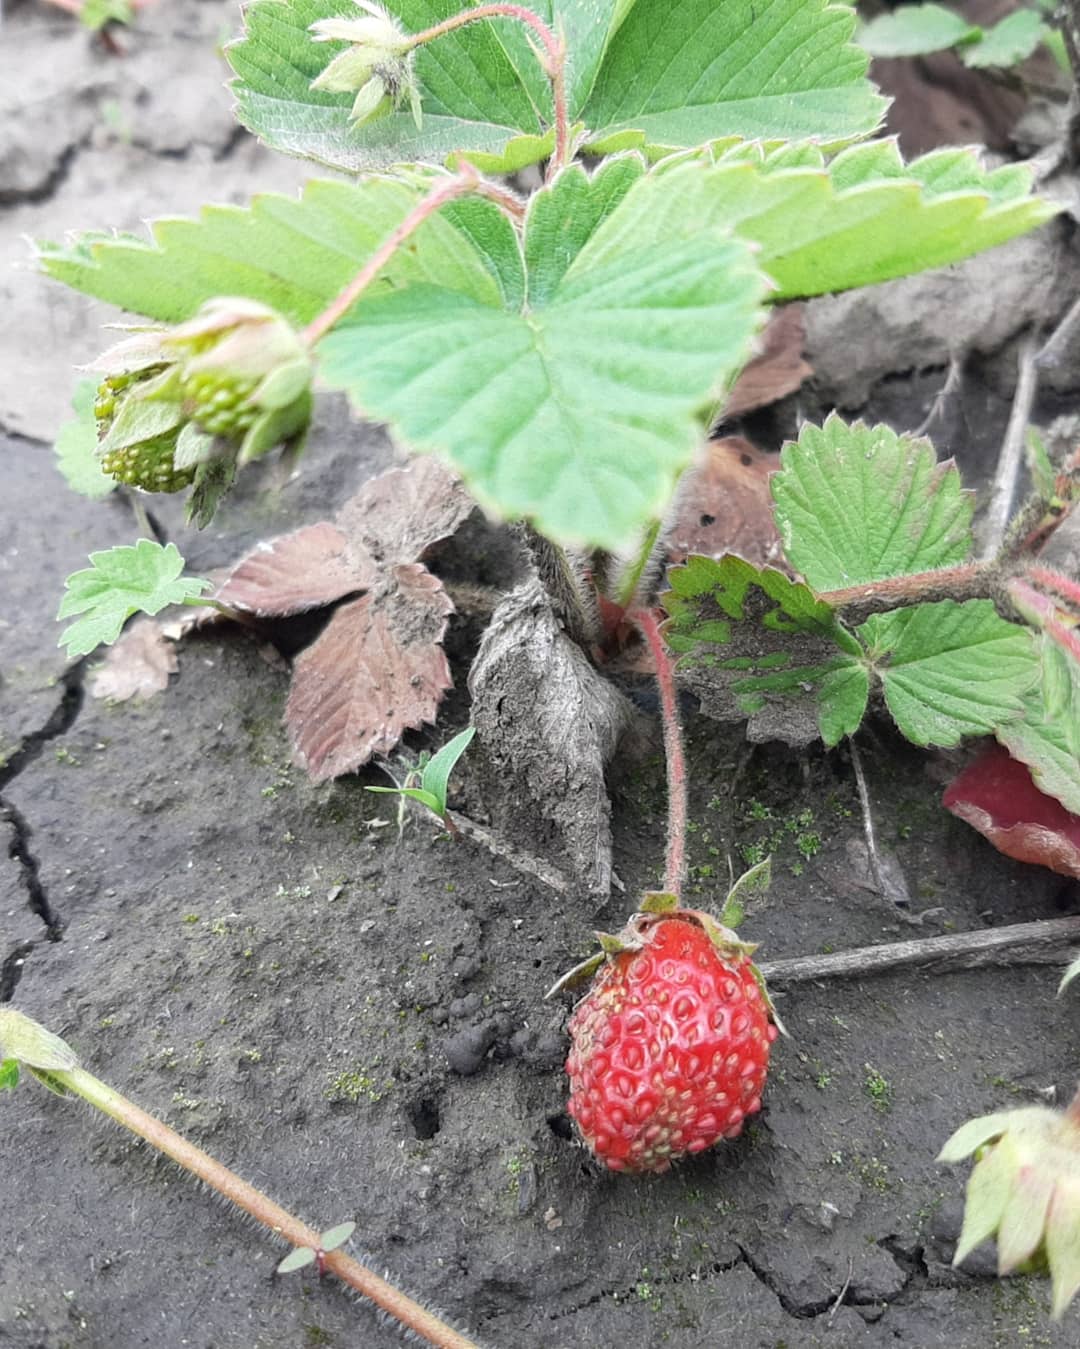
[663,553,868,747]
[229,0,884,173]
[860,601,1038,747]
[859,3,979,58]
[963,11,1045,68]
[771,414,973,591]
[54,380,114,500]
[319,159,768,548]
[57,541,210,659]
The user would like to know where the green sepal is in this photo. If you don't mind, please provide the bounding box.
[239,391,312,465]
[27,1066,73,1098]
[544,951,607,1000]
[720,857,772,928]
[640,892,680,914]
[938,1111,1014,1162]
[0,1058,20,1091]
[187,457,238,529]
[98,393,184,456]
[173,424,217,471]
[954,1134,1020,1266]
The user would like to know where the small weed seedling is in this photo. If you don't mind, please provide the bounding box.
[366,726,475,832]
[277,1222,357,1277]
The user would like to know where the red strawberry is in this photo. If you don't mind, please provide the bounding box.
[558,897,779,1174]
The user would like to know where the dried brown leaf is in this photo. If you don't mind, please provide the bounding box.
[468,578,632,895]
[668,437,783,568]
[723,304,811,420]
[286,562,454,781]
[88,617,177,702]
[215,521,375,616]
[335,456,474,566]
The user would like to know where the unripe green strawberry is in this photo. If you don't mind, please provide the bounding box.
[181,369,260,437]
[561,904,779,1174]
[100,433,194,493]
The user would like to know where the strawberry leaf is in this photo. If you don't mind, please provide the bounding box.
[860,602,1038,748]
[37,178,519,325]
[216,522,375,617]
[996,638,1080,815]
[229,0,884,174]
[54,380,114,501]
[663,553,868,747]
[943,742,1080,879]
[771,414,973,591]
[286,563,453,782]
[88,618,179,703]
[319,158,768,549]
[859,3,979,58]
[58,541,210,660]
[963,11,1045,69]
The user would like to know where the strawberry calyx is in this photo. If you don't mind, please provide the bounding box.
[939,1090,1080,1318]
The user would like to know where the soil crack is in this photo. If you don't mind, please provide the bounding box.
[0,134,90,209]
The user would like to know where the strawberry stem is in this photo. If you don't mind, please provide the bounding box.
[818,562,993,620]
[34,1062,478,1349]
[632,607,687,897]
[406,5,569,178]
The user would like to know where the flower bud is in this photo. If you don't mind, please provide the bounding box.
[309,0,422,129]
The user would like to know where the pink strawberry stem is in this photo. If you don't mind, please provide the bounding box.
[301,167,519,347]
[1027,564,1080,611]
[818,562,993,620]
[37,1063,478,1349]
[407,5,569,178]
[633,607,687,896]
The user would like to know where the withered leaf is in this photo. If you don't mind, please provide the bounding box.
[88,617,178,703]
[722,304,811,420]
[215,520,375,616]
[336,456,475,566]
[668,436,783,568]
[468,578,632,896]
[286,562,454,782]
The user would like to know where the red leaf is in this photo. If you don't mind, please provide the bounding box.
[336,456,474,566]
[943,742,1080,878]
[286,563,453,781]
[668,436,783,568]
[215,521,375,616]
[722,304,811,420]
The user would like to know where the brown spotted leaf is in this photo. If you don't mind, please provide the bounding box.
[88,618,178,702]
[668,436,783,568]
[722,304,811,420]
[336,456,475,567]
[286,562,454,782]
[215,521,376,616]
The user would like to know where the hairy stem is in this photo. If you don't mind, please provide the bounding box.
[301,169,483,347]
[38,1063,478,1349]
[407,4,569,176]
[517,523,599,651]
[819,562,994,622]
[614,519,662,613]
[632,608,687,896]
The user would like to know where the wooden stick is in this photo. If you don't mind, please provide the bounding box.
[757,916,1080,986]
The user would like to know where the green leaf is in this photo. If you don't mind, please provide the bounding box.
[601,147,1059,302]
[997,640,1080,815]
[420,726,475,814]
[720,856,771,928]
[860,601,1038,748]
[859,3,979,58]
[54,380,114,500]
[771,414,973,591]
[319,1221,356,1252]
[277,1246,317,1275]
[318,159,768,548]
[0,1058,20,1092]
[365,785,443,814]
[663,553,868,747]
[229,0,628,173]
[583,0,886,155]
[57,541,210,659]
[1027,426,1057,501]
[37,176,520,325]
[229,0,884,173]
[963,11,1045,68]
